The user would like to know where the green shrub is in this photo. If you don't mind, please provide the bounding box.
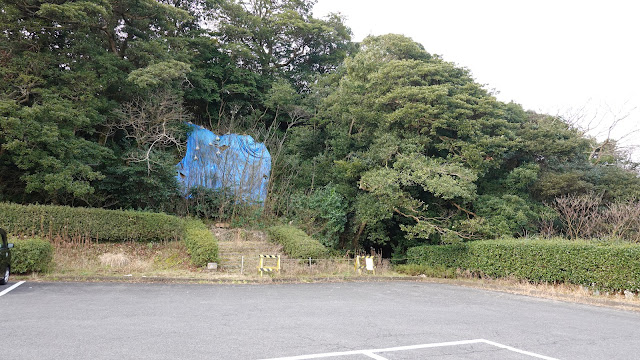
[184,187,266,227]
[10,237,54,273]
[407,238,640,292]
[267,225,330,259]
[0,202,184,242]
[0,202,223,269]
[185,187,235,220]
[289,184,347,248]
[471,194,539,238]
[183,219,219,267]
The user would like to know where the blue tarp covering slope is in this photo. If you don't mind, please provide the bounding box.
[176,123,271,204]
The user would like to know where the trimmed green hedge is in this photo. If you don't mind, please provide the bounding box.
[183,219,219,267]
[10,237,54,274]
[1,203,220,268]
[407,238,640,292]
[0,202,184,242]
[267,225,330,259]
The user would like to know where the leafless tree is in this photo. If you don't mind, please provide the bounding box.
[560,101,639,166]
[111,91,189,174]
[537,209,558,239]
[552,193,640,242]
[597,202,640,242]
[553,194,601,239]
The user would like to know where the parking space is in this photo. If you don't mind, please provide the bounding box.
[0,280,24,297]
[2,281,639,359]
[259,339,558,360]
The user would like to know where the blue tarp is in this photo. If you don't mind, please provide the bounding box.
[176,123,271,204]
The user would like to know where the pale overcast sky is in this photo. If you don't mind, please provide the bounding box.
[313,0,640,159]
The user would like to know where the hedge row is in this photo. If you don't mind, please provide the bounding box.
[10,237,54,274]
[0,202,184,242]
[1,202,220,268]
[183,219,219,267]
[407,238,640,292]
[5,219,218,270]
[267,225,329,259]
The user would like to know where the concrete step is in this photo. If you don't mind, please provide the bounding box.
[211,228,286,273]
[211,228,268,243]
[217,243,277,251]
[217,240,268,245]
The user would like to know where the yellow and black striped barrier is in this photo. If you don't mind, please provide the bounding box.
[258,254,281,277]
[354,255,376,275]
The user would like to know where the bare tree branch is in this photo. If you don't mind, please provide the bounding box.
[110,91,189,174]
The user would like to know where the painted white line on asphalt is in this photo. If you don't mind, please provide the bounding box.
[258,350,362,360]
[481,339,560,360]
[257,339,486,360]
[367,339,487,353]
[0,281,26,297]
[258,338,561,360]
[362,351,387,360]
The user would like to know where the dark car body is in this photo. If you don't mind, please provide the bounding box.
[1,228,13,285]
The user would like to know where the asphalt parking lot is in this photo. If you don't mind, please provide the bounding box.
[2,281,639,359]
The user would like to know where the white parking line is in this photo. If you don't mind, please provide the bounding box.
[362,351,387,360]
[0,281,26,297]
[482,339,560,360]
[258,339,560,360]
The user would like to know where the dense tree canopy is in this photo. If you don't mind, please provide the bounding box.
[1,1,638,254]
[278,34,640,252]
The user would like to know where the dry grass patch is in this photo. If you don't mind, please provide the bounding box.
[422,271,640,311]
[99,253,130,268]
[51,240,193,277]
[264,257,394,278]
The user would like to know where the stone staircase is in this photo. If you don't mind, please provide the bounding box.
[211,227,284,274]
